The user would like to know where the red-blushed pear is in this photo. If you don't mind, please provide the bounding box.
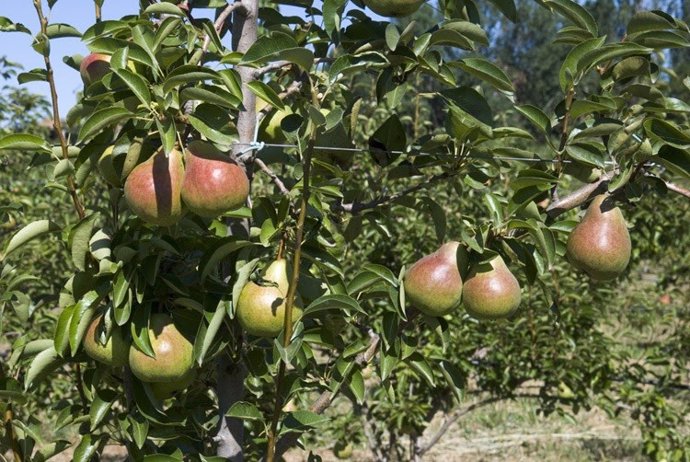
[236,259,302,337]
[463,256,521,320]
[124,149,184,226]
[180,140,249,217]
[566,194,631,281]
[80,53,111,85]
[83,314,130,367]
[363,0,425,17]
[403,241,465,317]
[129,313,194,383]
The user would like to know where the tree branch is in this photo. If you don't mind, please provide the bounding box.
[332,170,460,214]
[661,179,690,199]
[545,171,615,219]
[189,1,246,66]
[254,158,289,195]
[272,330,381,458]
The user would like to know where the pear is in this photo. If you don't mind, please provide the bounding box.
[236,259,302,337]
[463,256,521,320]
[80,53,111,85]
[362,0,425,17]
[404,242,465,316]
[83,314,130,367]
[124,149,184,226]
[149,369,197,400]
[180,140,249,217]
[566,194,631,281]
[129,313,194,383]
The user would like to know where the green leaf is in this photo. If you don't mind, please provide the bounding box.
[385,23,400,51]
[180,86,240,109]
[54,304,75,356]
[323,0,347,37]
[628,10,676,35]
[200,239,254,281]
[0,133,51,152]
[543,0,597,36]
[577,43,653,75]
[89,390,115,431]
[78,107,132,142]
[25,346,64,389]
[144,3,186,16]
[69,291,100,356]
[226,401,263,421]
[188,104,237,146]
[196,301,226,364]
[282,410,329,431]
[240,32,297,65]
[69,214,99,271]
[487,0,517,22]
[17,69,48,84]
[112,67,151,107]
[657,145,690,179]
[644,118,690,148]
[72,435,99,462]
[458,57,514,93]
[46,23,81,39]
[0,17,31,34]
[441,86,493,128]
[302,294,365,318]
[246,81,285,110]
[566,142,607,168]
[3,220,61,260]
[559,36,607,91]
[515,104,551,134]
[163,65,221,93]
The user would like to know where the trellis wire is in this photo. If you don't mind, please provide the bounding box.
[232,141,619,166]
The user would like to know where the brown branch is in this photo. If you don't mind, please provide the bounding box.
[545,171,615,219]
[273,330,381,459]
[189,1,246,66]
[33,0,85,221]
[252,58,333,78]
[332,170,460,214]
[266,116,318,462]
[663,179,690,199]
[415,397,502,457]
[4,405,22,462]
[255,158,289,195]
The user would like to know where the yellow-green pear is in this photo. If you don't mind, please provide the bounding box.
[566,194,631,281]
[129,313,194,382]
[236,259,302,337]
[403,242,465,317]
[463,256,521,320]
[83,314,130,367]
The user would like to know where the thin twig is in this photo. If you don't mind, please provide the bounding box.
[332,170,460,214]
[4,405,22,462]
[189,1,245,66]
[266,111,318,462]
[254,158,290,195]
[273,330,381,458]
[662,179,690,199]
[33,0,85,221]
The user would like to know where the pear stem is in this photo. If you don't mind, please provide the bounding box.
[265,83,317,462]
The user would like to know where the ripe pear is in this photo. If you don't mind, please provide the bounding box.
[129,313,194,383]
[124,149,184,226]
[403,242,465,317]
[180,140,249,217]
[566,194,631,281]
[80,53,111,85]
[236,259,302,337]
[149,369,197,400]
[83,314,130,367]
[463,256,521,320]
[363,0,425,17]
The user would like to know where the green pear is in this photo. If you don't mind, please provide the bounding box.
[129,313,194,383]
[463,256,521,320]
[149,369,197,400]
[258,107,292,144]
[403,242,465,317]
[83,314,130,367]
[566,194,631,281]
[362,0,425,17]
[236,259,302,337]
[123,149,185,226]
[180,140,250,217]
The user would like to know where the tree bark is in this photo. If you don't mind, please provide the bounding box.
[215,0,258,459]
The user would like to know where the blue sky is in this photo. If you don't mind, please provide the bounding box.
[0,2,218,116]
